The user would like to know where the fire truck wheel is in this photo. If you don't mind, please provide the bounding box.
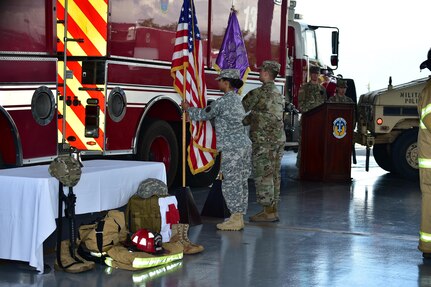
[391,129,419,180]
[137,120,179,187]
[372,144,394,172]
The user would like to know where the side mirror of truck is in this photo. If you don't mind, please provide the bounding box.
[330,55,338,66]
[331,31,339,55]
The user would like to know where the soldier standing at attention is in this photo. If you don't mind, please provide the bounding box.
[417,49,431,258]
[181,69,251,231]
[296,65,326,168]
[242,60,286,222]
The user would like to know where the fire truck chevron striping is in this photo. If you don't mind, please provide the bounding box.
[57,0,108,57]
[57,0,108,151]
[0,0,341,187]
[57,60,106,151]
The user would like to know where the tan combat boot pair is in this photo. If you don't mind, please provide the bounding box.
[216,213,244,231]
[170,223,204,255]
[249,205,279,222]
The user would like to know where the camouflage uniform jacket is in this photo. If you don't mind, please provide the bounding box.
[187,91,251,151]
[298,82,326,113]
[242,81,286,144]
[327,94,354,103]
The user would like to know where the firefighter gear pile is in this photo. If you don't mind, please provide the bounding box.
[54,177,205,273]
[72,210,184,272]
[125,179,204,254]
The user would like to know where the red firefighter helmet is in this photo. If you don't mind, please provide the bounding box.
[131,229,163,254]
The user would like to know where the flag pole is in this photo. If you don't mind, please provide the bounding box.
[173,0,201,226]
[182,66,187,188]
[176,63,202,226]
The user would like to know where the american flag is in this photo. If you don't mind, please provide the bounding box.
[171,0,217,175]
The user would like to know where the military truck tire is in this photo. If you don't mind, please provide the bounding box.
[391,129,419,180]
[137,120,179,187]
[372,144,394,172]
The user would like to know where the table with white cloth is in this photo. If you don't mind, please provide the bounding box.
[0,160,166,273]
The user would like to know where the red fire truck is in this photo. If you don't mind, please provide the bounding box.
[0,0,339,187]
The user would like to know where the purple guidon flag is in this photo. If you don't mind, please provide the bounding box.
[214,8,250,92]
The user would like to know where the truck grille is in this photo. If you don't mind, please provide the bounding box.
[358,104,373,129]
[383,107,418,116]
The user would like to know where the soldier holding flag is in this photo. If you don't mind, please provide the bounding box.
[182,69,252,231]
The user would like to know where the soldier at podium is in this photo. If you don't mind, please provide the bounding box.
[328,79,357,130]
[328,79,354,103]
[296,65,326,167]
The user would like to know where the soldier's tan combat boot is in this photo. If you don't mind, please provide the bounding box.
[249,205,279,222]
[216,213,244,231]
[170,223,204,255]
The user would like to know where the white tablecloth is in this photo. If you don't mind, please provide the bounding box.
[0,160,166,273]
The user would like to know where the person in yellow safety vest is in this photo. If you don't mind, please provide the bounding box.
[418,48,431,258]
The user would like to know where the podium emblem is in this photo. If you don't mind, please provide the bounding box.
[332,117,347,139]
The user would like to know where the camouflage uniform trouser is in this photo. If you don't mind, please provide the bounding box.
[252,142,285,206]
[220,145,252,214]
[419,168,431,253]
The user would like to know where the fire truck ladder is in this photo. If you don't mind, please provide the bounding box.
[58,0,84,152]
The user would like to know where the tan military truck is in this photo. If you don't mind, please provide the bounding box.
[355,76,430,180]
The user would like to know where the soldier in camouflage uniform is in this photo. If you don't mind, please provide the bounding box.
[242,60,286,222]
[182,69,252,231]
[298,65,326,112]
[328,79,356,126]
[327,79,354,103]
[296,65,327,168]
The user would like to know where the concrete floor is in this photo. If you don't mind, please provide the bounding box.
[0,148,429,287]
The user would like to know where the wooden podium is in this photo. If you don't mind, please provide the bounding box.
[299,102,355,182]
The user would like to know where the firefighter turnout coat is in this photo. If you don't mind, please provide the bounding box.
[418,79,431,253]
